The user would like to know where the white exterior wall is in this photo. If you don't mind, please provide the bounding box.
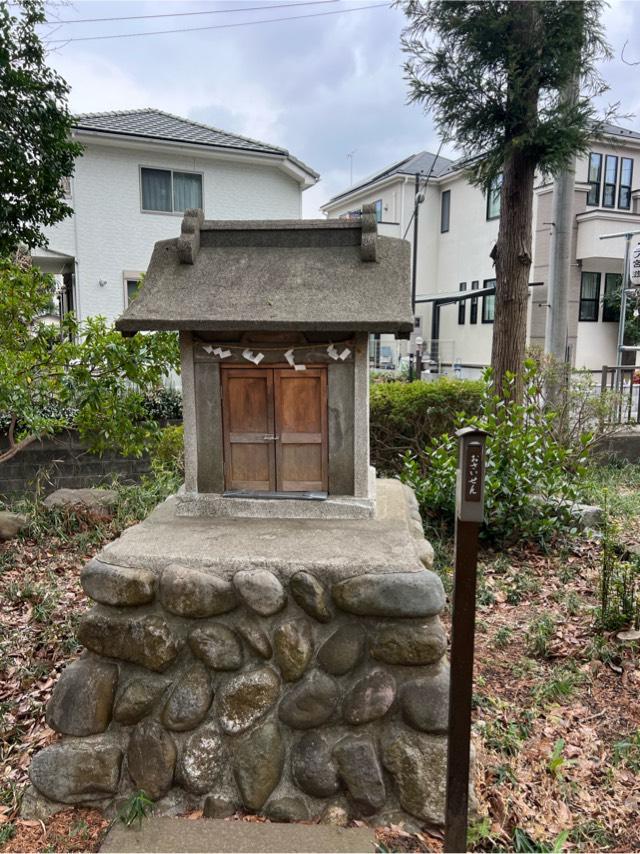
[40,141,302,322]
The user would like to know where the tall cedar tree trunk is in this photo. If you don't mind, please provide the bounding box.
[491,3,541,399]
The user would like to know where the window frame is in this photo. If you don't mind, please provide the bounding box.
[586,152,602,206]
[123,271,144,307]
[470,280,479,325]
[619,157,633,210]
[602,155,618,209]
[486,175,502,221]
[440,189,451,233]
[458,282,467,325]
[482,278,496,323]
[374,199,383,222]
[579,271,601,322]
[139,165,204,215]
[602,272,622,323]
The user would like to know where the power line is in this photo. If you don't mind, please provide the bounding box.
[47,2,389,44]
[44,0,338,26]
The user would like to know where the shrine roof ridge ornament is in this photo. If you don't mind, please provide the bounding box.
[116,204,412,336]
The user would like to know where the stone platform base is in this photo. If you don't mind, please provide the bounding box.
[26,480,455,828]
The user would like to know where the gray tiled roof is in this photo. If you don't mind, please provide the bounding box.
[325,149,456,206]
[601,122,640,141]
[73,109,319,179]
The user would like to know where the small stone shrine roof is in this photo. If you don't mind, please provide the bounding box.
[115,206,412,335]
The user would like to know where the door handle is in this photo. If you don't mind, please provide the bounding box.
[262,434,279,441]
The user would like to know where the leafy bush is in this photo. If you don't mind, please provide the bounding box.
[400,362,589,545]
[151,425,184,478]
[369,376,484,475]
[141,387,182,422]
[598,499,640,631]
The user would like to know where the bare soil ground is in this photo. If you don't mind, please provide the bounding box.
[1,470,639,853]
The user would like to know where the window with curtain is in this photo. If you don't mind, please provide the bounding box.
[619,158,633,210]
[470,280,479,324]
[458,282,467,324]
[586,153,602,206]
[603,155,618,208]
[373,199,383,222]
[579,272,601,321]
[603,272,622,322]
[482,279,496,322]
[141,167,202,213]
[486,175,502,220]
[441,190,451,233]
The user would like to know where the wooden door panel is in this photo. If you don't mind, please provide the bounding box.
[274,369,327,493]
[222,369,275,491]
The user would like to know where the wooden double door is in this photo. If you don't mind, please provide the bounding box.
[221,366,328,494]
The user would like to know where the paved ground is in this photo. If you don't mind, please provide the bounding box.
[100,817,375,853]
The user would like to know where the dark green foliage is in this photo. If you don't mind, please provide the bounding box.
[0,1,83,253]
[369,377,483,475]
[399,0,610,187]
[400,362,588,545]
[141,387,183,422]
[151,425,184,478]
[598,498,640,631]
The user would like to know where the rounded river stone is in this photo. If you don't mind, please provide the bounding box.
[264,797,310,822]
[273,619,313,682]
[113,675,170,725]
[291,731,340,798]
[381,728,448,824]
[29,739,122,804]
[162,662,212,732]
[400,667,450,733]
[332,570,445,618]
[189,624,243,670]
[290,571,332,623]
[278,670,338,729]
[233,569,287,616]
[81,559,155,607]
[343,668,396,725]
[333,734,385,816]
[235,616,272,659]
[370,620,447,666]
[217,666,281,734]
[203,796,238,818]
[128,719,177,801]
[176,721,225,794]
[160,564,237,618]
[234,720,284,810]
[78,610,179,672]
[317,625,365,676]
[46,657,117,736]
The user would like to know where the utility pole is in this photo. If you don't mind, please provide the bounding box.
[545,76,579,367]
[347,150,356,186]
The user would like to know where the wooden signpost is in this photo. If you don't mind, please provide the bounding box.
[444,426,488,853]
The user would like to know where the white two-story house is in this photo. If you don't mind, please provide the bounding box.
[322,123,640,375]
[34,109,318,323]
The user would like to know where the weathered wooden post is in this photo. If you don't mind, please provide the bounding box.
[445,426,487,853]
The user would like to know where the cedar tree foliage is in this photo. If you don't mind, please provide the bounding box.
[0,261,180,465]
[399,1,611,395]
[0,0,82,255]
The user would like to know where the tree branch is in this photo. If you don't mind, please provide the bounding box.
[0,433,39,465]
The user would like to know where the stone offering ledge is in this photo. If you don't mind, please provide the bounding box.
[25,482,460,828]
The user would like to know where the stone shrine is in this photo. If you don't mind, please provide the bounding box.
[26,207,455,828]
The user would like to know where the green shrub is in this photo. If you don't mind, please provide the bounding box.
[369,377,484,475]
[151,425,184,478]
[400,362,589,545]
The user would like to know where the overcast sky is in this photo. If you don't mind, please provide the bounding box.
[43,0,640,217]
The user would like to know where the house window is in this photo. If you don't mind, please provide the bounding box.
[603,155,618,208]
[482,279,496,323]
[486,175,502,220]
[458,282,467,324]
[619,158,633,210]
[124,275,142,306]
[603,272,622,322]
[586,153,602,206]
[374,199,383,222]
[441,190,451,233]
[470,280,479,324]
[579,272,601,321]
[141,167,203,213]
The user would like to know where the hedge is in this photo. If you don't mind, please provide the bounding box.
[369,377,484,476]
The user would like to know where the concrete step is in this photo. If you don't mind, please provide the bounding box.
[100,817,375,853]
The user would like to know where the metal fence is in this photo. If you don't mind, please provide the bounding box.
[600,365,640,424]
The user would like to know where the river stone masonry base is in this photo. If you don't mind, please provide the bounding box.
[26,480,462,828]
